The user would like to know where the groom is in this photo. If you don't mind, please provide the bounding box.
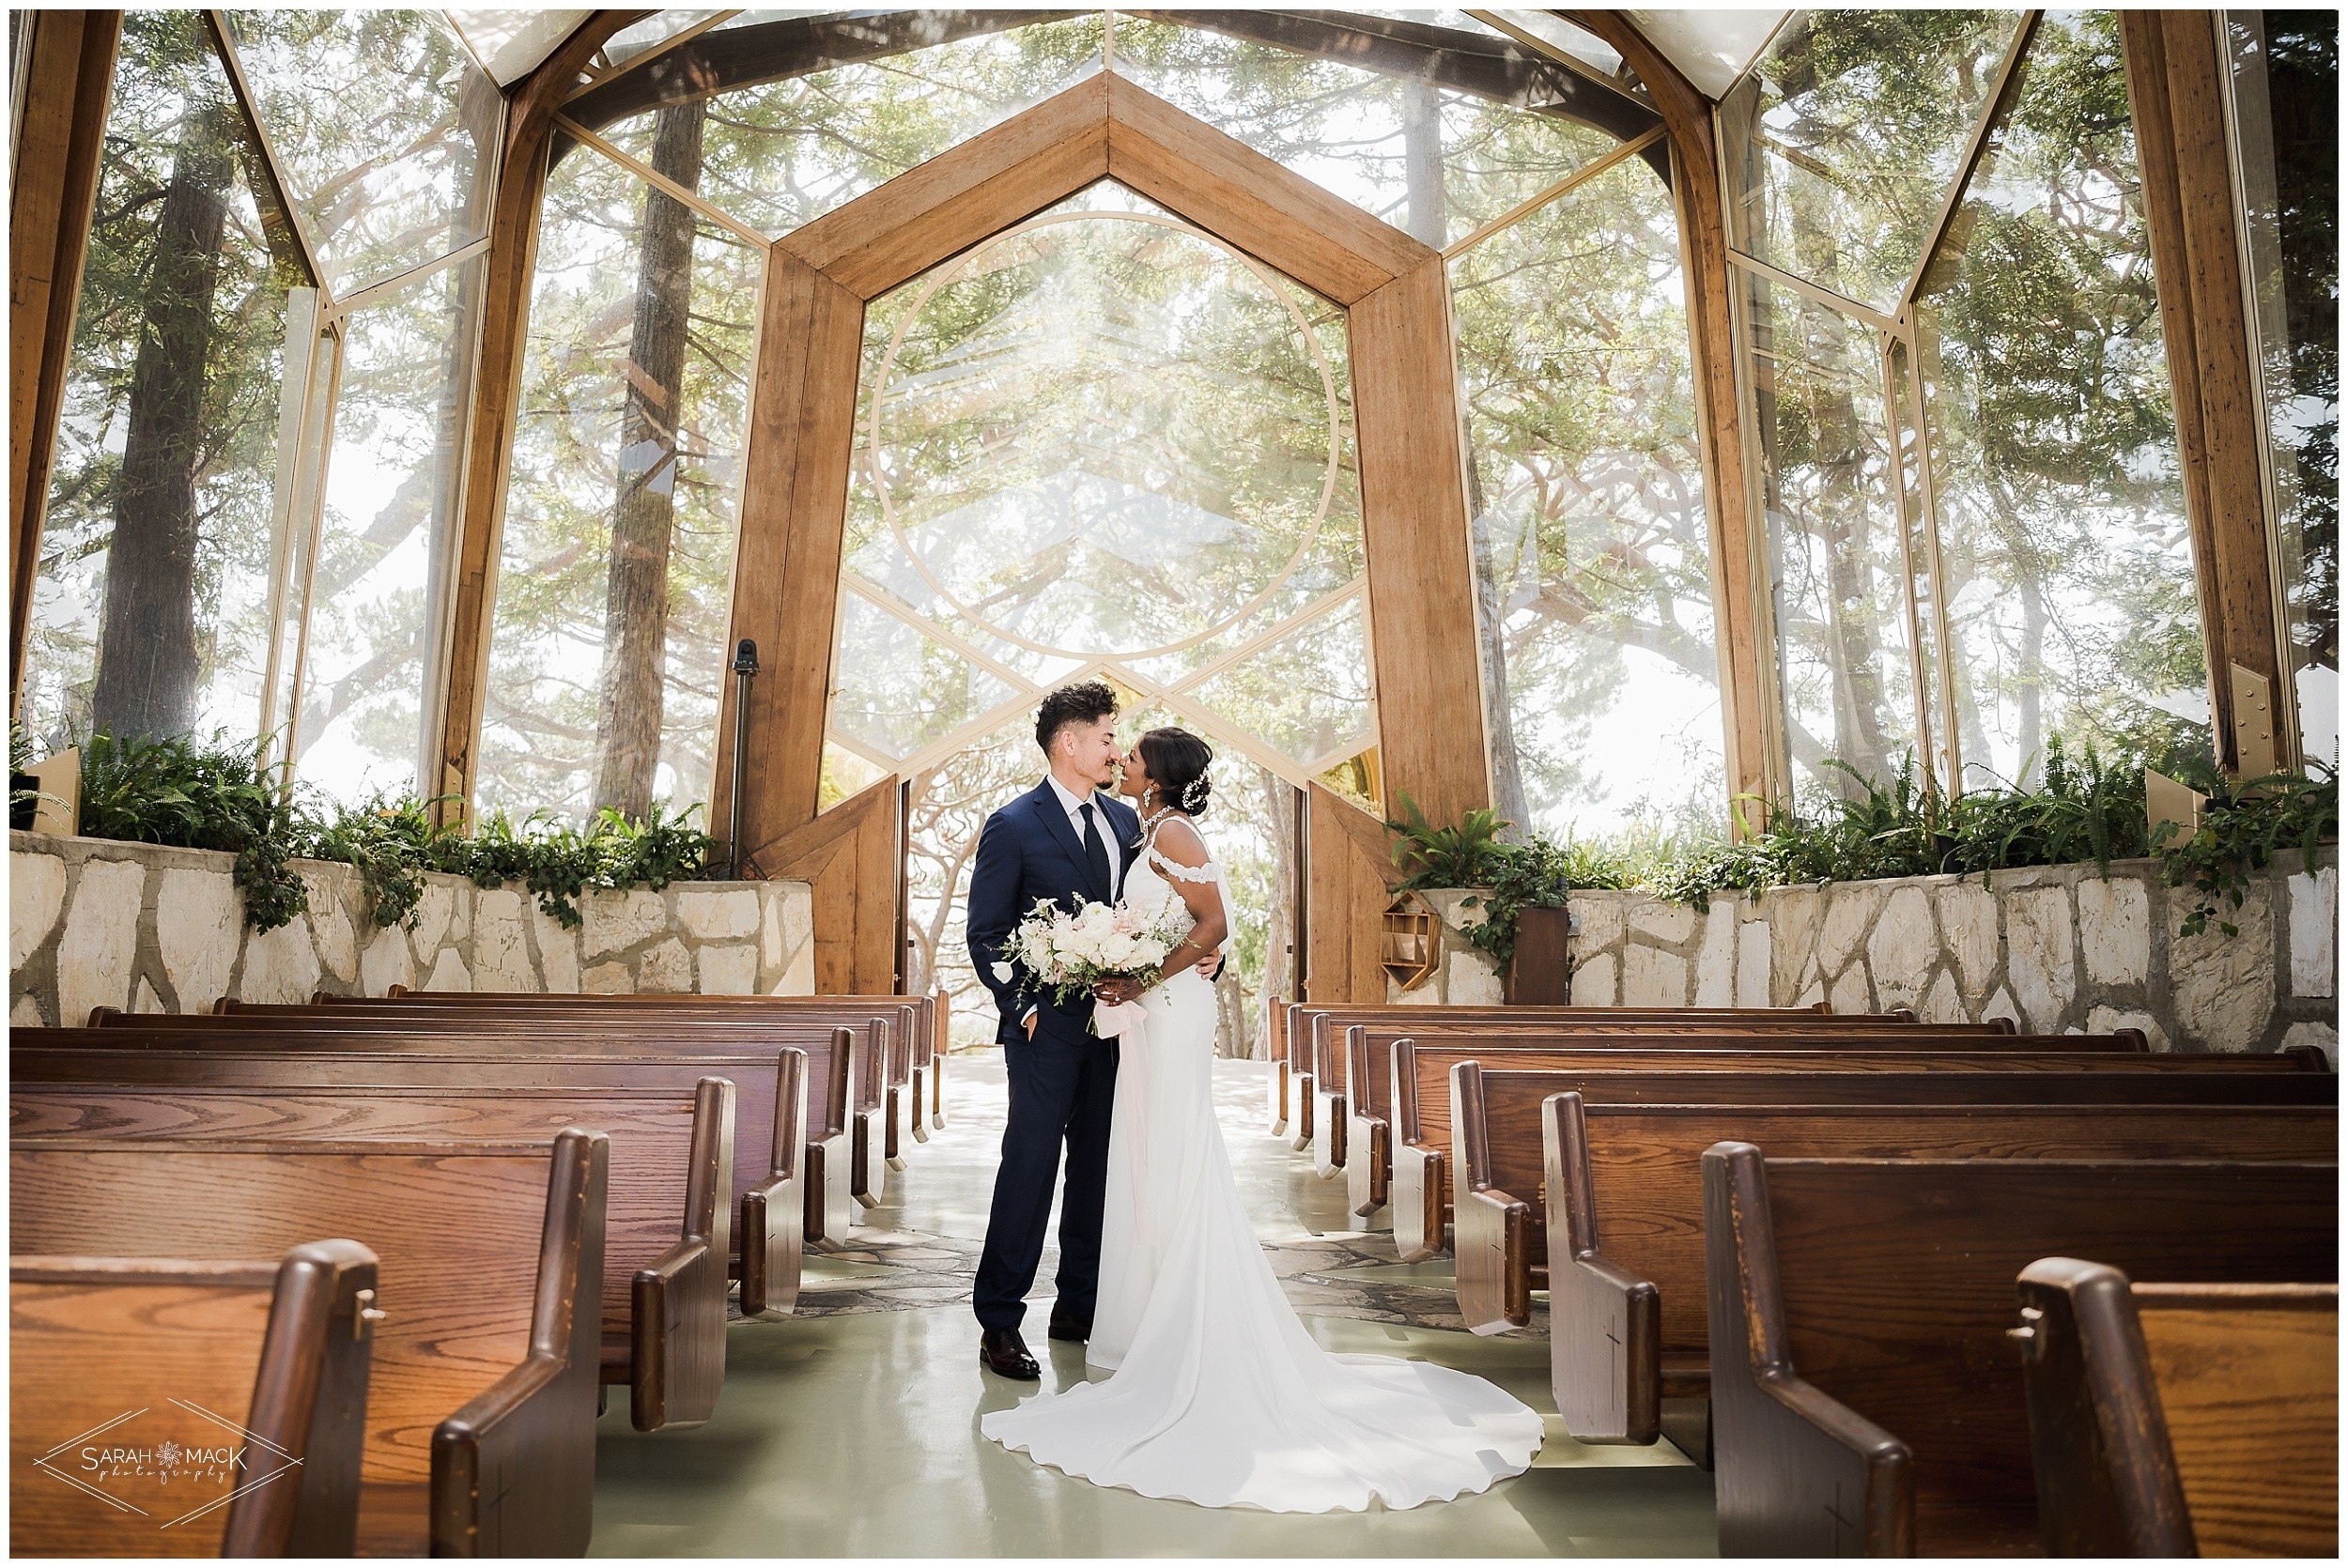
[966,681,1140,1379]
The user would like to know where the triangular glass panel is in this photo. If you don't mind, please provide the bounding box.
[829,590,1028,764]
[1112,13,1634,246]
[1183,594,1372,768]
[1719,10,2026,315]
[573,13,1106,238]
[221,10,498,295]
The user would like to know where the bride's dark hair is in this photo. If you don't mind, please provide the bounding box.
[1136,727,1213,819]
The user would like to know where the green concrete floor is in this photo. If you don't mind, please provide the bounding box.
[589,1053,1716,1556]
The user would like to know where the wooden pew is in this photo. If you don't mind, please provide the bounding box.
[10,1241,378,1557]
[12,1074,737,1432]
[2016,1258,2337,1557]
[1329,1014,2072,1211]
[1264,995,1291,1135]
[318,988,950,1134]
[18,1036,821,1304]
[11,1130,608,1556]
[85,1011,871,1239]
[188,999,903,1197]
[1704,1149,2337,1555]
[1513,1084,2338,1458]
[1385,1040,2329,1262]
[1276,1001,1860,1151]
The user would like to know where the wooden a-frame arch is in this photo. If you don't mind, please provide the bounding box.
[706,71,1495,911]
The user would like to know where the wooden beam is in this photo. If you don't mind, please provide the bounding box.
[9,10,120,716]
[2121,11,2294,773]
[1570,9,1778,817]
[708,247,864,846]
[1305,780,1396,1004]
[746,773,900,993]
[783,73,1111,300]
[1104,74,1428,305]
[434,9,643,824]
[1350,255,1493,829]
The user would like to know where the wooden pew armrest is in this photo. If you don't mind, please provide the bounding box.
[740,1169,803,1319]
[1726,1367,1912,1556]
[433,1352,595,1557]
[1455,1183,1534,1332]
[1346,1111,1390,1219]
[1390,1139,1445,1264]
[630,1234,724,1432]
[1551,1246,1664,1445]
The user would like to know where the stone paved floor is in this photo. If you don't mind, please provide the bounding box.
[595,1051,1707,1556]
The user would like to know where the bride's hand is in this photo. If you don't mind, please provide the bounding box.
[1096,971,1158,1006]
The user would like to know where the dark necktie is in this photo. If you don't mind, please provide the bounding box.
[1080,801,1111,901]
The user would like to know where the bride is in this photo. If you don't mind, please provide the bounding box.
[980,726,1544,1513]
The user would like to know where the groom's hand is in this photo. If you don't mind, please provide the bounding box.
[1022,1007,1038,1039]
[1196,955,1219,979]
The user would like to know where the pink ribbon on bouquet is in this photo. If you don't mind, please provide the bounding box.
[1093,998,1148,1042]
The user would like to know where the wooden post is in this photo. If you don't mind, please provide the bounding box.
[432,10,641,824]
[9,10,121,716]
[1569,10,1780,822]
[1351,256,1496,832]
[1305,781,1398,1004]
[2120,11,2295,775]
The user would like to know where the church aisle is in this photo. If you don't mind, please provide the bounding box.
[589,1053,1716,1557]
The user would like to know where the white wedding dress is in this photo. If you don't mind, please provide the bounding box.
[981,824,1544,1512]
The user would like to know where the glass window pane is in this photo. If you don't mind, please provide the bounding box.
[479,147,761,821]
[222,10,500,296]
[1456,155,1725,841]
[1720,9,2026,314]
[1112,17,1621,246]
[290,254,487,804]
[1914,11,2210,788]
[829,592,1027,763]
[20,12,304,752]
[1183,594,1374,768]
[602,8,734,67]
[847,197,1357,669]
[2226,9,2338,766]
[1743,272,1922,794]
[587,17,1104,239]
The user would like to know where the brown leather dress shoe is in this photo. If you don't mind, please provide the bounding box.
[980,1327,1040,1380]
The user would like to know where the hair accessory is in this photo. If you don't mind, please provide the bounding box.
[1181,775,1209,809]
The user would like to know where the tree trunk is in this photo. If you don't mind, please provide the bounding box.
[1399,80,1446,248]
[89,97,236,741]
[594,98,705,820]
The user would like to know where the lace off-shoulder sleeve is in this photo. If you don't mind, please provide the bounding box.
[1147,847,1224,883]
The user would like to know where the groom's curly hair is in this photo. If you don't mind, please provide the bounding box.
[1035,680,1119,753]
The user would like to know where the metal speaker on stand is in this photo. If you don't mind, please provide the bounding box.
[728,639,759,879]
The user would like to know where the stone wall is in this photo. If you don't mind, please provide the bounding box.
[1403,849,2337,1058]
[10,830,815,1026]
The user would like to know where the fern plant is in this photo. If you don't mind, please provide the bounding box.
[1383,790,1509,890]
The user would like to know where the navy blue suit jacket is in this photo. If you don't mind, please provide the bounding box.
[966,780,1141,1049]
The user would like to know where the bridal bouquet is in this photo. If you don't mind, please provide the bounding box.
[996,894,1190,1031]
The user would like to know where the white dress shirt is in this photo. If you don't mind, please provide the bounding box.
[1045,773,1123,903]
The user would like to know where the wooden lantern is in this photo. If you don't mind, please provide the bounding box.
[1381,892,1439,992]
